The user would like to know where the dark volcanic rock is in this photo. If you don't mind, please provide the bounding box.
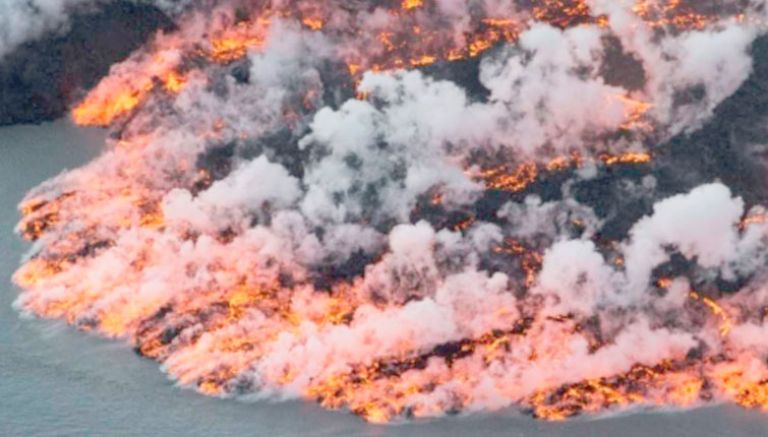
[0,2,174,126]
[574,34,768,241]
[654,33,768,206]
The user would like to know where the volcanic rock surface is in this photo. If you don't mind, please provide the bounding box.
[0,1,173,126]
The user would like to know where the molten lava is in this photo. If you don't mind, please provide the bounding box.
[15,0,768,426]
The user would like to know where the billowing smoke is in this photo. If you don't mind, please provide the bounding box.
[13,0,768,423]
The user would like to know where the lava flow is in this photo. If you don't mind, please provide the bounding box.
[14,0,768,425]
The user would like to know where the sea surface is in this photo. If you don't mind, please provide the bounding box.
[2,120,768,436]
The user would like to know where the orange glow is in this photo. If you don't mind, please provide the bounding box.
[740,213,768,230]
[163,71,187,94]
[477,151,652,194]
[614,95,654,131]
[633,0,712,30]
[714,366,768,412]
[209,18,271,63]
[69,0,737,128]
[302,17,324,30]
[73,88,144,127]
[493,238,543,288]
[599,151,652,166]
[14,258,63,288]
[480,163,539,193]
[71,50,182,126]
[690,291,732,337]
[31,0,768,425]
[528,360,710,420]
[532,0,600,29]
[410,54,436,67]
[402,0,423,11]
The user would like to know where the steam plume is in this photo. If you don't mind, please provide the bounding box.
[13,0,768,423]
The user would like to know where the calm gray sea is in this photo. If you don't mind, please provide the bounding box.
[1,120,767,436]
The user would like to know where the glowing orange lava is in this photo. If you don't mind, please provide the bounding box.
[19,0,768,425]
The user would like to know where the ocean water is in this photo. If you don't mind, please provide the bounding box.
[1,120,768,436]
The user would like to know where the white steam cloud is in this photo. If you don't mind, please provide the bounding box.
[0,0,93,59]
[12,0,768,423]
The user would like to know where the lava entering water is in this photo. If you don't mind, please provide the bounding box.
[14,0,768,424]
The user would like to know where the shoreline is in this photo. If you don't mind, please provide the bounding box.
[2,120,768,435]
